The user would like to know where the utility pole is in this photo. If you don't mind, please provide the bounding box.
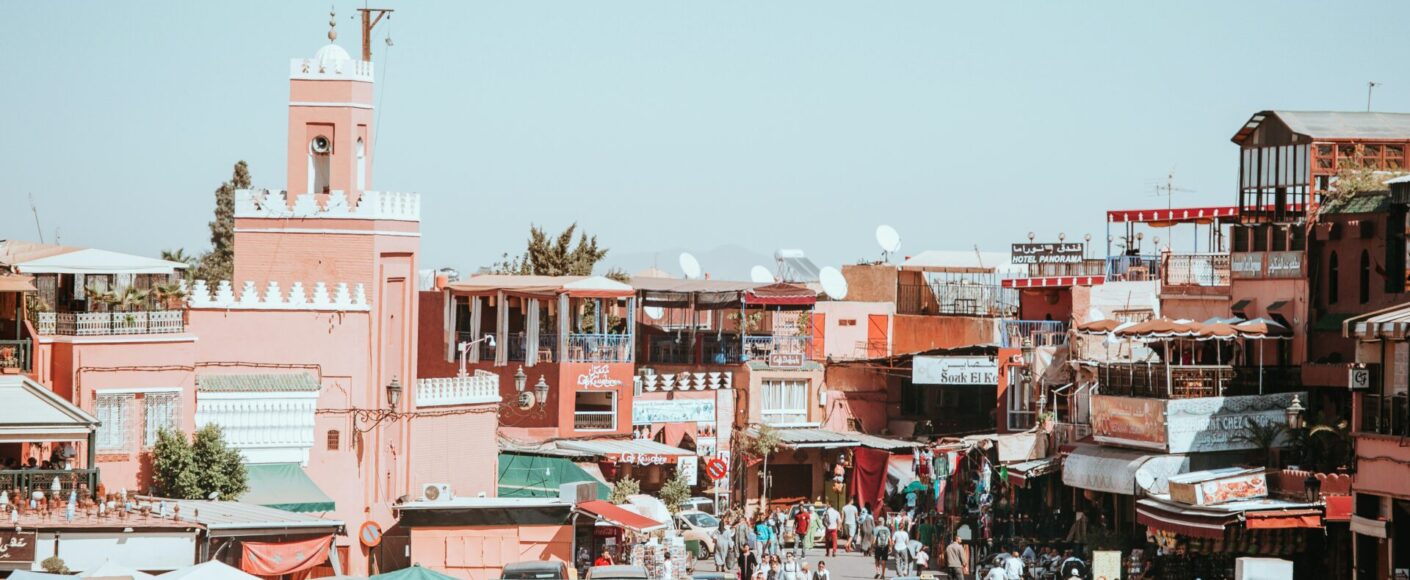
[1368,81,1381,112]
[357,8,394,62]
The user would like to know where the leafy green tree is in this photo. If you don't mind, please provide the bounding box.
[193,161,251,282]
[609,475,640,504]
[151,425,248,500]
[659,470,693,514]
[493,223,609,276]
[745,425,783,504]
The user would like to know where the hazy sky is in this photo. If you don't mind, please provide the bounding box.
[4,1,1409,279]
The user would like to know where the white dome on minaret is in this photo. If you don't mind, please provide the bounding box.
[314,43,353,68]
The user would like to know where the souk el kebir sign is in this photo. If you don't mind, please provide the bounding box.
[1091,395,1169,451]
[1011,242,1085,264]
[0,531,36,563]
[913,356,998,386]
[633,399,717,425]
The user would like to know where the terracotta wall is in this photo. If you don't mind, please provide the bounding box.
[891,315,995,355]
[1353,434,1410,500]
[820,364,890,433]
[409,524,573,580]
[814,301,894,361]
[840,265,898,303]
[1018,288,1073,323]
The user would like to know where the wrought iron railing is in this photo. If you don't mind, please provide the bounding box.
[1163,253,1232,287]
[574,411,615,431]
[30,310,184,336]
[0,339,30,372]
[505,334,559,362]
[0,469,99,498]
[565,334,633,363]
[1097,363,1235,398]
[898,283,1018,317]
[1000,320,1067,348]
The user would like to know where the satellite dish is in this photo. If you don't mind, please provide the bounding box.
[876,225,902,255]
[819,266,849,299]
[679,252,702,279]
[644,306,664,320]
[750,265,774,284]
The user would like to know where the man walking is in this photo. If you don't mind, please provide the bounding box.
[890,522,911,576]
[872,517,892,580]
[793,503,812,557]
[945,537,969,580]
[842,501,859,552]
[739,544,759,580]
[824,504,842,557]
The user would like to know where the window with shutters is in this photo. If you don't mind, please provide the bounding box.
[143,392,181,448]
[761,380,808,425]
[96,393,135,452]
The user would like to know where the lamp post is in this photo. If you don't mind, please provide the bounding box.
[514,366,528,393]
[534,375,550,408]
[1285,394,1305,430]
[457,334,496,377]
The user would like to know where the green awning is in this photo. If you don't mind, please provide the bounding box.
[370,564,458,580]
[498,453,609,500]
[240,463,336,513]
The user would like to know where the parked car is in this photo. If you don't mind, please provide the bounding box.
[674,510,722,559]
[586,565,649,580]
[680,497,717,515]
[502,561,571,580]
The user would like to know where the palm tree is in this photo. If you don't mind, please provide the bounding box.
[113,286,150,312]
[160,248,197,268]
[150,282,188,310]
[1234,418,1287,467]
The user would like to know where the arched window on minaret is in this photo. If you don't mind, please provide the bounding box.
[310,135,331,194]
[356,137,366,191]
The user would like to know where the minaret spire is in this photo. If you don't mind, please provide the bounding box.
[327,6,338,42]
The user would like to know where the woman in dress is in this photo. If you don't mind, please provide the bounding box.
[858,505,876,553]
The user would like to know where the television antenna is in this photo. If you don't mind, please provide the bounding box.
[1368,81,1381,112]
[819,267,849,300]
[875,225,901,262]
[679,252,702,279]
[1152,169,1195,210]
[749,265,774,284]
[28,193,44,243]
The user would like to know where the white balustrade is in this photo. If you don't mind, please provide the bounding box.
[234,188,420,222]
[417,370,501,407]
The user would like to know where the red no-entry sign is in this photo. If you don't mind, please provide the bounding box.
[706,458,728,481]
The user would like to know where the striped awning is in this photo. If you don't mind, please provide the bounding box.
[1136,499,1240,539]
[1344,302,1410,339]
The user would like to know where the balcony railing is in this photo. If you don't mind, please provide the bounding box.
[744,335,811,360]
[898,283,1018,317]
[0,339,31,373]
[565,334,633,363]
[1106,255,1161,282]
[505,333,558,362]
[1163,253,1231,287]
[1000,320,1067,348]
[0,469,99,497]
[417,370,500,407]
[31,310,185,336]
[646,336,694,364]
[1359,393,1409,437]
[574,411,615,431]
[1022,259,1107,278]
[1097,363,1235,398]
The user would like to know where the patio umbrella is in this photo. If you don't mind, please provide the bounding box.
[1233,318,1292,339]
[1076,319,1122,335]
[83,560,156,580]
[368,565,457,580]
[1197,323,1240,340]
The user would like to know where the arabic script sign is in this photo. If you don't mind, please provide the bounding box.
[633,399,716,425]
[913,356,998,386]
[577,364,625,389]
[1011,243,1085,264]
[0,531,36,563]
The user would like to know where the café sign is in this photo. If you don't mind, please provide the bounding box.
[0,531,36,563]
[577,364,624,389]
[611,452,672,466]
[1011,243,1085,265]
[913,356,998,386]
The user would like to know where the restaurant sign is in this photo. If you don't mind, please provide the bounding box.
[611,452,673,466]
[633,399,716,425]
[1231,252,1264,279]
[0,531,36,563]
[913,356,998,386]
[1091,395,1168,450]
[1266,251,1303,278]
[1166,392,1301,454]
[1011,243,1085,264]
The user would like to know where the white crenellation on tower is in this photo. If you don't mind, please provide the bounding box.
[188,280,370,311]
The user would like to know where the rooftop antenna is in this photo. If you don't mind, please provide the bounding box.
[356,7,395,62]
[1368,81,1381,112]
[1153,168,1195,211]
[28,193,44,244]
[973,244,985,269]
[875,225,901,263]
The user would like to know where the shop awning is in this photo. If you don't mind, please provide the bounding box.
[0,375,99,442]
[1244,509,1322,530]
[497,453,610,500]
[753,427,860,449]
[1006,457,1061,486]
[575,500,667,533]
[849,432,924,451]
[0,274,36,292]
[1136,499,1240,539]
[1062,444,1190,496]
[240,463,336,513]
[555,438,695,464]
[742,283,817,307]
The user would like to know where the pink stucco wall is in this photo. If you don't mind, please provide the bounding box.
[1354,434,1410,500]
[410,525,573,580]
[409,410,501,499]
[815,301,893,361]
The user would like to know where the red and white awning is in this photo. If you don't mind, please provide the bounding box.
[1002,276,1105,289]
[575,500,667,533]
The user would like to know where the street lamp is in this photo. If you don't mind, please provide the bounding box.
[457,334,496,377]
[1285,394,1306,430]
[534,375,550,408]
[514,366,528,393]
[386,376,402,410]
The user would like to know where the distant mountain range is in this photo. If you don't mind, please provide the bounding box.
[604,244,777,281]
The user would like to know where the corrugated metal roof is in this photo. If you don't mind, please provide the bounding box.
[1321,191,1391,215]
[198,373,320,393]
[1233,110,1410,144]
[151,497,343,530]
[556,438,694,457]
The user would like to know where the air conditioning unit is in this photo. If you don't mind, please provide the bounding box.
[422,483,453,502]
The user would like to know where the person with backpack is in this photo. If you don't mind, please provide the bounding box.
[873,516,892,580]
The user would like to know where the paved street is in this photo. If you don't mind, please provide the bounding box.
[698,544,955,580]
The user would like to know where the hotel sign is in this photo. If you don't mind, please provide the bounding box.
[0,531,36,563]
[1011,243,1085,264]
[913,356,998,386]
[633,399,716,425]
